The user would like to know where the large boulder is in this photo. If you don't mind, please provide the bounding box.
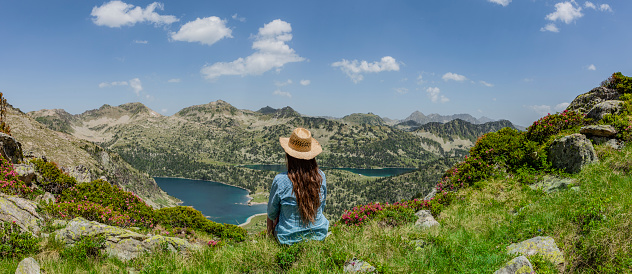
[580,125,617,137]
[13,164,36,185]
[15,257,40,274]
[548,134,598,173]
[0,193,43,235]
[567,87,620,115]
[0,132,22,164]
[55,217,200,261]
[586,100,624,121]
[493,256,534,274]
[507,236,564,265]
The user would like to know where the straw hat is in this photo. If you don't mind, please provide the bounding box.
[279,128,322,160]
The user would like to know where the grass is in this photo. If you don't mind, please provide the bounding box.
[2,144,632,273]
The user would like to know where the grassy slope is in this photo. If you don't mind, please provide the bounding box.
[2,143,629,273]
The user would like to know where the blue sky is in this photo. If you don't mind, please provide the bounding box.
[1,0,630,126]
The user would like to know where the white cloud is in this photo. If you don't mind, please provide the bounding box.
[395,87,409,94]
[134,40,148,44]
[273,89,292,98]
[331,56,400,83]
[584,1,596,9]
[416,74,425,85]
[480,80,494,87]
[300,80,311,86]
[201,19,305,79]
[129,78,143,96]
[528,102,569,115]
[91,1,178,28]
[488,0,512,7]
[275,79,293,87]
[426,87,449,103]
[98,81,128,88]
[171,17,232,46]
[232,13,246,22]
[599,4,612,12]
[168,78,181,83]
[442,72,467,82]
[98,78,144,97]
[545,1,583,24]
[587,64,596,71]
[555,102,570,111]
[540,23,560,32]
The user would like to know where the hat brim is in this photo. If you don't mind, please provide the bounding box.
[279,137,322,160]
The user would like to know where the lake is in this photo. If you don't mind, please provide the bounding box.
[154,177,267,225]
[242,164,416,177]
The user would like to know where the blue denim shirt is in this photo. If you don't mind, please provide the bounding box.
[267,171,329,245]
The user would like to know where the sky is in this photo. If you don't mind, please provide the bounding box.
[1,0,631,126]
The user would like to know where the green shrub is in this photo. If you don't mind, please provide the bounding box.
[30,158,77,194]
[601,93,632,141]
[59,235,106,262]
[155,206,246,241]
[601,72,632,94]
[275,243,304,270]
[55,179,156,228]
[0,221,40,258]
[0,157,40,199]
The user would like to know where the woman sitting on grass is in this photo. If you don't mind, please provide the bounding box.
[267,127,329,245]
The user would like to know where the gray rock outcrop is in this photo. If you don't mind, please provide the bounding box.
[567,87,620,114]
[548,134,598,173]
[587,100,623,121]
[424,188,437,200]
[55,217,200,261]
[529,176,576,194]
[493,256,534,274]
[15,257,40,274]
[580,125,617,137]
[414,210,440,228]
[13,164,36,185]
[343,258,376,273]
[0,132,22,164]
[507,236,564,265]
[0,193,43,235]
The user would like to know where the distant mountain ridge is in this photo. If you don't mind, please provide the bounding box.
[403,110,494,125]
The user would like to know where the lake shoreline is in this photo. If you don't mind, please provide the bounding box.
[238,213,267,227]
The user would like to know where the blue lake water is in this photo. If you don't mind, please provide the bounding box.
[242,164,416,177]
[154,177,267,225]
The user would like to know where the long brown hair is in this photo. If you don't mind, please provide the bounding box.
[286,153,323,224]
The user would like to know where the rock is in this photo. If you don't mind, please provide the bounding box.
[493,256,534,274]
[529,176,576,194]
[343,258,376,273]
[580,125,617,137]
[507,236,564,265]
[0,193,43,235]
[548,134,598,173]
[605,139,625,150]
[414,210,440,228]
[62,165,92,183]
[424,188,437,200]
[13,164,36,185]
[35,192,55,204]
[567,87,620,115]
[55,217,200,261]
[15,257,40,274]
[0,132,23,164]
[587,100,624,121]
[410,239,427,251]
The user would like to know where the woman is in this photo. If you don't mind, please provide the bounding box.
[267,127,329,245]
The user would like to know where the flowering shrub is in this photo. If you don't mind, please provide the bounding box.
[0,157,39,199]
[340,202,385,226]
[155,206,247,241]
[0,221,40,258]
[57,179,155,228]
[526,110,585,143]
[30,158,77,194]
[601,72,632,94]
